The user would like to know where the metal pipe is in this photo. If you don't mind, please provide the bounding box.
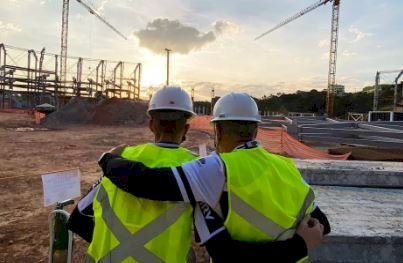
[165,48,171,86]
[1,44,6,109]
[76,57,83,96]
[95,60,105,95]
[55,54,59,108]
[28,50,38,106]
[373,71,380,111]
[393,70,403,111]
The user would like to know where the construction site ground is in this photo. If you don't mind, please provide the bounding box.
[1,111,402,262]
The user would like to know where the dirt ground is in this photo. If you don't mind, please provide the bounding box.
[0,112,213,262]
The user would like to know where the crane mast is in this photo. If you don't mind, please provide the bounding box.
[327,0,340,116]
[60,0,69,85]
[255,0,340,116]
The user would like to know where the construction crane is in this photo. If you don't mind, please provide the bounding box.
[60,0,127,84]
[255,0,341,116]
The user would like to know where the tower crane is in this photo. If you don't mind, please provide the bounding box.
[255,0,341,116]
[60,0,127,84]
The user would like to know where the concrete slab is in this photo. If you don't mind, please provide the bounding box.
[295,160,403,188]
[310,186,403,262]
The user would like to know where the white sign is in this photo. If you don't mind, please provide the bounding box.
[41,168,81,207]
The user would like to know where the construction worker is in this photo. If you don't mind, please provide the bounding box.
[98,92,330,262]
[84,86,199,262]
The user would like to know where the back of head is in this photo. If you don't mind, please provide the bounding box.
[211,92,261,151]
[148,86,195,143]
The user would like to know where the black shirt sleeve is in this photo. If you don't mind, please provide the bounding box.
[206,230,307,263]
[99,153,185,201]
[66,204,94,243]
[198,203,330,262]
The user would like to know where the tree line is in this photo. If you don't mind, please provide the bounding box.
[194,84,400,118]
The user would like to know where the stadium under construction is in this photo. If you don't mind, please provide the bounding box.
[0,43,141,109]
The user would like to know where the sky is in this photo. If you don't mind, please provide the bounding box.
[0,0,402,100]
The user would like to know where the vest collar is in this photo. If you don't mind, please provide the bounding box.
[154,142,180,148]
[234,140,261,150]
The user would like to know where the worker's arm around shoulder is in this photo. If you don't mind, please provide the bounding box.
[194,201,310,263]
[98,152,225,206]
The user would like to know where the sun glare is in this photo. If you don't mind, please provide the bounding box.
[140,51,166,87]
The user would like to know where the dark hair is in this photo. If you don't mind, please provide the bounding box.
[149,110,190,135]
[149,110,193,121]
[216,120,257,140]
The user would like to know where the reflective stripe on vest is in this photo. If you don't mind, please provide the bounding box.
[87,143,196,263]
[222,147,315,242]
[91,185,187,263]
[231,188,315,241]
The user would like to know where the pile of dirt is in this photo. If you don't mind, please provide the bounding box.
[42,97,148,129]
[329,147,403,161]
[90,97,147,126]
[42,97,96,129]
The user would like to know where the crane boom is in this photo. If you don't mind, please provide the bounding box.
[255,0,332,40]
[60,0,127,89]
[75,0,127,40]
[255,0,340,116]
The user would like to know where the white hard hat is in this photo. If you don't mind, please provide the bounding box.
[148,86,195,116]
[211,92,261,122]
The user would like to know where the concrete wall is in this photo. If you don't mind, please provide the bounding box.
[311,236,403,263]
[295,159,403,188]
[309,185,403,262]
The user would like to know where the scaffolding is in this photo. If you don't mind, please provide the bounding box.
[373,69,403,111]
[0,43,141,109]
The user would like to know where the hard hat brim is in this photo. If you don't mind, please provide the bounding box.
[148,106,196,116]
[210,116,262,123]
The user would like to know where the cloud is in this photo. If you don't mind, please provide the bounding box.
[213,20,239,35]
[135,18,238,54]
[0,21,22,33]
[349,26,372,42]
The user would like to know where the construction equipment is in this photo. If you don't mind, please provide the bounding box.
[60,0,127,85]
[255,0,341,116]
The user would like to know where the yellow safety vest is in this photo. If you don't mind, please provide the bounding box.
[87,143,197,263]
[221,147,314,263]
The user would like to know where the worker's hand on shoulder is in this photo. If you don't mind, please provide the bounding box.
[194,202,225,245]
[296,215,324,251]
[108,144,127,155]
